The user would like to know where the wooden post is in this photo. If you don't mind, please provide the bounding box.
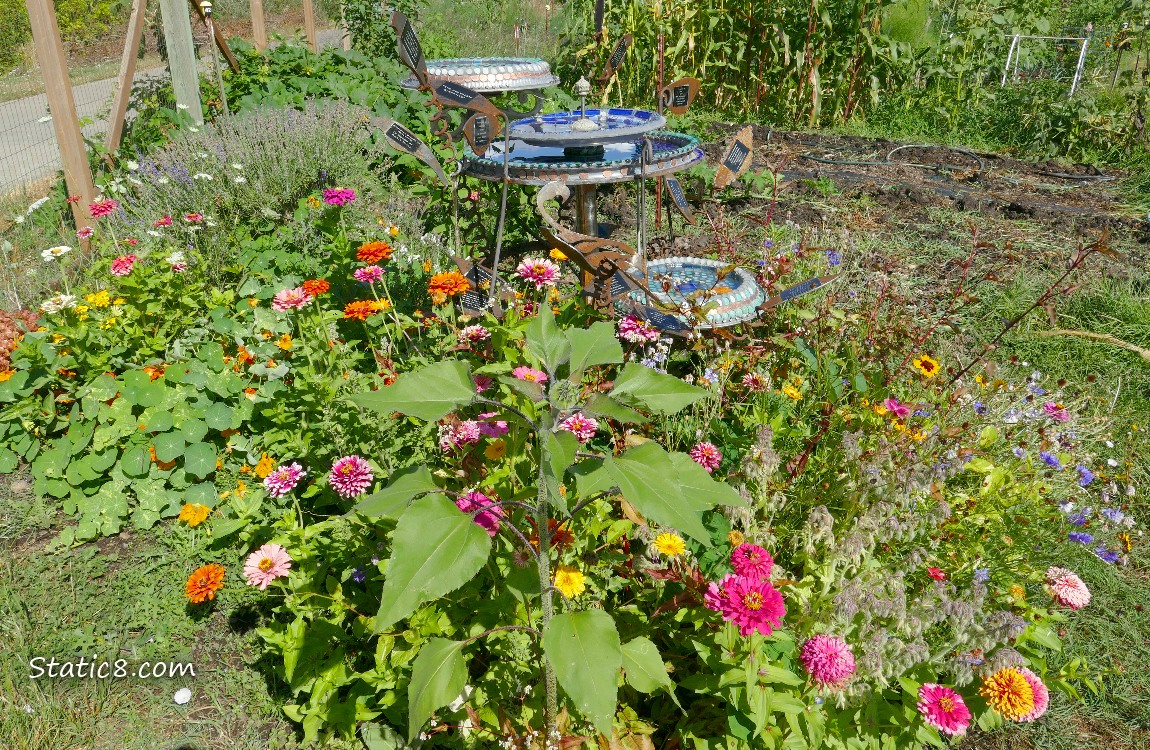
[158,0,204,124]
[250,0,267,51]
[25,0,95,227]
[190,0,240,71]
[105,0,149,153]
[303,0,317,52]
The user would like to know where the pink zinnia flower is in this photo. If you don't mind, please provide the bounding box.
[460,325,490,343]
[89,199,119,218]
[559,414,599,443]
[731,543,773,580]
[271,287,313,312]
[154,215,173,227]
[799,635,856,687]
[1016,667,1049,722]
[184,213,204,223]
[477,412,509,438]
[741,372,768,392]
[110,254,137,276]
[917,683,972,737]
[705,574,785,636]
[328,455,374,498]
[883,397,911,419]
[122,237,138,247]
[618,314,660,343]
[439,421,483,453]
[690,442,722,472]
[455,490,505,537]
[243,543,292,590]
[354,265,385,284]
[322,187,356,206]
[512,366,548,383]
[263,462,305,497]
[1043,401,1071,422]
[1046,566,1091,609]
[171,262,188,273]
[77,226,94,239]
[515,257,560,289]
[473,374,493,393]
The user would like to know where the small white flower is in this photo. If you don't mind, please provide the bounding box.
[177,103,189,110]
[234,176,247,184]
[13,215,25,224]
[1106,440,1115,448]
[126,160,139,171]
[166,250,186,264]
[41,245,72,261]
[231,163,243,170]
[187,127,199,133]
[39,294,77,313]
[173,688,192,705]
[193,173,214,181]
[1108,458,1119,467]
[26,196,50,214]
[157,177,170,185]
[146,230,162,237]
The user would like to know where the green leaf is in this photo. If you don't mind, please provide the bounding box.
[180,419,209,444]
[349,360,476,422]
[121,370,165,408]
[542,430,578,512]
[978,426,999,449]
[375,495,492,632]
[622,637,681,708]
[183,442,218,479]
[354,466,440,520]
[543,609,622,736]
[582,393,649,425]
[605,443,711,545]
[0,447,18,474]
[667,452,747,510]
[120,446,151,478]
[205,402,235,431]
[565,321,624,377]
[407,639,469,742]
[154,433,186,463]
[143,410,174,433]
[525,305,571,373]
[609,363,711,415]
[570,458,617,499]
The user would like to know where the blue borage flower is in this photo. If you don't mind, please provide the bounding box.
[1039,451,1062,469]
[1077,465,1095,486]
[1068,531,1093,544]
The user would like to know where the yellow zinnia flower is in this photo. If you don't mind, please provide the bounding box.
[549,248,568,261]
[484,439,507,460]
[979,667,1035,721]
[781,384,803,400]
[553,565,586,598]
[254,453,275,479]
[653,532,686,557]
[275,334,293,351]
[178,503,211,527]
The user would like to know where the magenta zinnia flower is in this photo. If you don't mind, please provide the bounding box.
[264,462,305,497]
[512,366,548,383]
[460,324,490,343]
[455,490,505,537]
[354,265,385,284]
[76,226,94,239]
[690,442,722,472]
[1043,401,1071,422]
[322,187,356,206]
[917,683,972,737]
[154,215,173,227]
[1046,566,1091,609]
[89,198,119,218]
[515,257,560,289]
[328,455,374,498]
[882,397,911,419]
[731,543,773,580]
[559,414,599,443]
[617,314,660,343]
[110,254,137,277]
[799,635,856,687]
[1016,667,1049,722]
[243,543,292,590]
[184,213,204,223]
[476,412,509,438]
[271,287,313,312]
[706,575,785,636]
[473,374,494,393]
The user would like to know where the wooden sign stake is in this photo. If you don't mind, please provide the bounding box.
[250,0,267,50]
[303,0,317,52]
[25,0,95,227]
[104,0,149,153]
[158,0,203,124]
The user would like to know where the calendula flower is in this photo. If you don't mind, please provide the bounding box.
[484,439,507,460]
[913,354,940,378]
[781,383,803,400]
[653,532,686,557]
[428,270,470,299]
[917,684,971,736]
[243,543,291,590]
[553,565,586,598]
[178,503,211,527]
[550,247,568,261]
[301,279,330,297]
[799,635,856,687]
[357,241,393,263]
[254,454,275,478]
[690,442,722,472]
[185,563,226,604]
[328,455,373,498]
[979,667,1035,721]
[728,530,745,546]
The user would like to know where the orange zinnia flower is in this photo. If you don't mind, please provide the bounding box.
[357,241,394,264]
[185,563,226,604]
[302,279,330,297]
[344,300,382,321]
[427,271,470,300]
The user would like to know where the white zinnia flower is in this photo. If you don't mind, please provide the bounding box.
[193,173,214,181]
[166,250,186,264]
[39,294,77,313]
[41,245,72,261]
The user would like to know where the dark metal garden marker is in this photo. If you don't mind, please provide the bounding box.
[655,34,664,231]
[714,126,753,191]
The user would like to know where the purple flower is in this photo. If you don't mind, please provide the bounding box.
[1095,548,1120,563]
[1101,507,1125,523]
[322,187,356,206]
[1013,447,1028,459]
[1077,465,1094,486]
[973,568,990,583]
[763,240,775,248]
[973,401,988,416]
[1039,451,1062,469]
[1028,384,1047,396]
[1068,531,1093,544]
[826,250,842,266]
[1069,512,1089,526]
[351,566,366,583]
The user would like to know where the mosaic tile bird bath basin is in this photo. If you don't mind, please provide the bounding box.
[400,57,560,92]
[624,257,767,329]
[509,108,666,147]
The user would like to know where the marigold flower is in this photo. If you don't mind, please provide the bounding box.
[980,667,1035,721]
[913,354,940,378]
[653,532,686,557]
[244,544,292,590]
[428,270,470,299]
[254,454,275,478]
[178,503,211,527]
[275,334,293,351]
[357,241,394,263]
[185,563,226,604]
[917,683,971,736]
[553,565,586,598]
[301,279,330,297]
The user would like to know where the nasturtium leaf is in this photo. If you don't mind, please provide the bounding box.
[153,433,186,463]
[349,360,476,422]
[80,373,118,402]
[121,370,166,408]
[66,420,94,454]
[407,639,469,742]
[609,363,711,415]
[205,402,235,431]
[565,321,624,377]
[622,637,681,707]
[143,409,174,433]
[542,609,622,736]
[374,495,492,632]
[184,483,216,506]
[353,465,440,520]
[0,447,18,474]
[605,442,711,545]
[525,305,571,372]
[120,446,151,477]
[180,419,209,444]
[542,430,578,512]
[582,393,649,425]
[0,370,29,401]
[668,452,747,510]
[183,442,217,479]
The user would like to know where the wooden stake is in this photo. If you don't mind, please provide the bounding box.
[190,0,239,71]
[341,2,352,50]
[158,0,203,124]
[250,0,267,50]
[105,0,149,153]
[303,0,317,52]
[24,0,95,226]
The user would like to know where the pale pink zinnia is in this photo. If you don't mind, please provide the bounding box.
[731,543,773,580]
[799,634,856,687]
[271,287,313,312]
[328,455,374,498]
[515,257,560,289]
[690,442,722,472]
[89,198,119,218]
[322,187,356,206]
[263,462,305,497]
[455,490,505,537]
[917,683,972,737]
[110,254,137,276]
[618,314,660,343]
[1046,566,1091,609]
[883,397,911,419]
[354,265,385,283]
[512,365,548,383]
[76,226,94,239]
[559,414,599,443]
[154,215,173,227]
[184,213,204,223]
[243,543,292,590]
[460,325,490,343]
[741,372,769,392]
[1016,667,1049,722]
[1043,401,1071,422]
[704,574,785,636]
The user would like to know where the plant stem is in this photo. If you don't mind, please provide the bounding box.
[533,415,559,737]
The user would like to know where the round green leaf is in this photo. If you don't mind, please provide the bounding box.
[120,446,151,478]
[205,402,235,431]
[153,433,186,463]
[183,442,218,479]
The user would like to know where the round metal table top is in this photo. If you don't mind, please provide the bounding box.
[509,108,667,147]
[624,257,767,330]
[400,57,560,93]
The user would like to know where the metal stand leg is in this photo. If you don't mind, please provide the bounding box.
[574,184,598,237]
